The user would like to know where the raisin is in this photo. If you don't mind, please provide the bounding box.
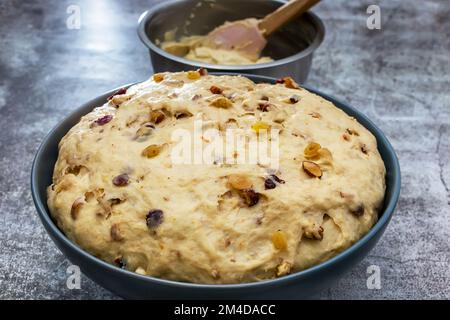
[210,85,223,94]
[149,110,165,124]
[304,142,321,159]
[95,115,113,126]
[112,173,129,187]
[146,209,164,228]
[241,189,260,207]
[271,174,285,184]
[351,204,365,216]
[210,96,233,108]
[251,121,270,134]
[258,102,270,112]
[187,70,201,80]
[142,144,163,158]
[264,178,276,190]
[114,257,126,269]
[289,95,300,104]
[107,88,127,101]
[276,78,285,84]
[272,230,287,250]
[153,73,164,82]
[261,95,269,101]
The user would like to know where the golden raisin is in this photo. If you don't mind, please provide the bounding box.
[283,77,300,89]
[210,96,233,108]
[317,147,333,160]
[228,174,252,190]
[186,70,201,80]
[272,230,287,250]
[302,161,322,178]
[142,144,163,158]
[153,73,164,82]
[304,142,321,159]
[251,121,270,134]
[150,110,165,124]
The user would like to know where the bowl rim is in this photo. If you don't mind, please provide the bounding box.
[31,73,401,291]
[137,0,325,70]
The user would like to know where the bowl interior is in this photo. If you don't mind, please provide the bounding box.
[143,0,321,61]
[32,74,400,289]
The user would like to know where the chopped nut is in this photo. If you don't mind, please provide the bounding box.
[228,174,252,190]
[211,269,220,279]
[149,110,165,124]
[197,67,208,76]
[264,178,276,190]
[251,121,270,134]
[142,144,163,158]
[153,73,164,82]
[94,115,113,126]
[112,173,130,187]
[346,128,359,136]
[272,230,287,250]
[146,209,164,228]
[350,204,365,216]
[304,142,321,159]
[107,87,127,101]
[210,85,223,94]
[276,261,292,277]
[304,225,324,240]
[135,123,155,140]
[210,96,233,108]
[302,161,322,178]
[70,197,84,220]
[186,70,201,80]
[135,267,146,275]
[309,112,322,119]
[240,189,260,207]
[110,224,124,241]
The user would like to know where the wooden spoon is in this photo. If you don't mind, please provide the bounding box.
[202,0,321,60]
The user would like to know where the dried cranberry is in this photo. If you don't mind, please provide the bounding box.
[276,78,285,84]
[95,114,113,125]
[271,174,285,184]
[146,209,164,228]
[264,178,276,190]
[112,173,129,187]
[107,87,127,101]
[210,85,223,94]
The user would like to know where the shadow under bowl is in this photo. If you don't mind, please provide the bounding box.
[31,74,400,299]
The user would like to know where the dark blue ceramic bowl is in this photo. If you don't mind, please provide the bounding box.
[31,74,400,299]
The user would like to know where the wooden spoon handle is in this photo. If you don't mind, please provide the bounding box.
[259,0,321,36]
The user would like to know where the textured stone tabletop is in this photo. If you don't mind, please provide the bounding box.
[0,0,449,299]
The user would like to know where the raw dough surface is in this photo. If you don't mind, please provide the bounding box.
[47,71,386,284]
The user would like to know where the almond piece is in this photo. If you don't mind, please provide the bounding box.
[302,161,322,178]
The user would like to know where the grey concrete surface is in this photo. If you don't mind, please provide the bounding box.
[0,0,449,299]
